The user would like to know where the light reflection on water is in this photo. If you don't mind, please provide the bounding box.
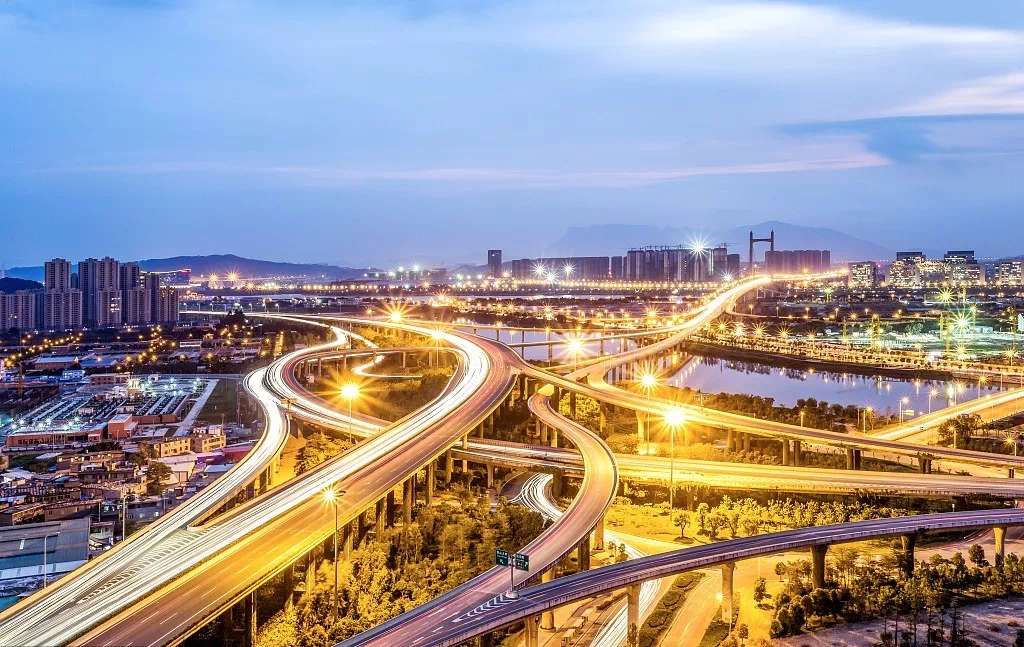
[666,355,1004,417]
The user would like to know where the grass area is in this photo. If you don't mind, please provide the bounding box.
[698,612,731,647]
[7,453,56,473]
[637,572,703,647]
[195,379,237,426]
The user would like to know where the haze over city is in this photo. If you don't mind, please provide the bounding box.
[4,1,1024,267]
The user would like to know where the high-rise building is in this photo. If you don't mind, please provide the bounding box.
[42,257,83,330]
[44,258,73,292]
[944,250,976,264]
[487,250,502,278]
[763,250,831,274]
[848,261,877,288]
[623,246,723,282]
[0,291,37,332]
[888,260,921,288]
[895,251,926,263]
[79,257,121,327]
[996,261,1024,286]
[145,273,179,324]
[610,256,624,280]
[507,257,610,281]
[119,263,151,325]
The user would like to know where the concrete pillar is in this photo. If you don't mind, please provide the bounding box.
[401,351,407,369]
[995,526,1007,567]
[426,463,435,505]
[541,424,549,446]
[577,536,591,571]
[918,457,931,474]
[569,391,577,419]
[810,544,828,589]
[445,450,454,485]
[524,616,539,647]
[793,440,802,467]
[726,429,735,453]
[846,448,856,470]
[283,563,295,611]
[594,515,605,551]
[402,479,413,526]
[782,439,791,466]
[854,449,862,470]
[899,534,916,578]
[375,499,385,535]
[636,410,645,447]
[540,570,555,630]
[386,490,396,528]
[549,424,559,448]
[720,562,735,624]
[343,520,353,561]
[552,472,563,498]
[486,463,494,489]
[742,433,750,452]
[627,584,641,638]
[534,418,541,440]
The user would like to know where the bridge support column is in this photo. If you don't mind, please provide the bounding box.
[899,534,916,578]
[375,499,385,535]
[627,583,641,638]
[919,458,932,474]
[995,526,1007,567]
[782,439,791,466]
[524,615,540,647]
[244,591,257,647]
[549,425,559,448]
[726,429,735,452]
[854,449,862,469]
[577,535,591,571]
[594,515,605,551]
[846,448,856,470]
[810,544,828,589]
[636,410,645,447]
[402,479,413,526]
[1010,468,1016,479]
[343,520,353,561]
[742,432,750,452]
[541,570,555,629]
[552,471,563,498]
[445,450,454,485]
[426,463,435,505]
[541,423,549,445]
[793,440,802,467]
[486,463,494,489]
[569,391,577,419]
[720,561,735,624]
[386,490,396,528]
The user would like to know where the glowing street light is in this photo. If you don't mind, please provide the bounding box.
[341,384,360,443]
[899,396,910,424]
[638,371,658,454]
[928,388,938,414]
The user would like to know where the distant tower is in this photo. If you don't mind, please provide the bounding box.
[487,250,503,278]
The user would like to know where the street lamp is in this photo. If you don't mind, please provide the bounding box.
[341,384,360,444]
[899,397,909,424]
[41,532,60,588]
[664,408,685,512]
[928,388,938,414]
[323,487,346,624]
[639,372,658,454]
[861,406,873,433]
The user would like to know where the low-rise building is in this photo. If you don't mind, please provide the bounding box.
[138,436,190,458]
[189,433,226,453]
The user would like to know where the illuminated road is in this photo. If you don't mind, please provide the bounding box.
[400,508,1024,646]
[337,388,618,647]
[0,321,353,647]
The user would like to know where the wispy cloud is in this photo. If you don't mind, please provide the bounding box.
[39,153,888,189]
[889,72,1024,117]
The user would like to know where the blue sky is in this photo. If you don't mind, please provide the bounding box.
[2,0,1024,267]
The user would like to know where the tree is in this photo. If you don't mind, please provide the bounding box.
[738,624,749,644]
[696,502,710,534]
[676,512,690,539]
[753,578,768,607]
[146,461,172,494]
[774,562,786,581]
[1015,628,1024,647]
[967,544,988,568]
[627,623,638,647]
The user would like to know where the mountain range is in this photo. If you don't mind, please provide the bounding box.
[543,221,892,262]
[6,254,371,283]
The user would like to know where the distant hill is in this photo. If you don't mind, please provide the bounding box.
[0,277,43,293]
[7,254,370,282]
[546,221,893,262]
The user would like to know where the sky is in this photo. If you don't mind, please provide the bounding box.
[2,0,1024,267]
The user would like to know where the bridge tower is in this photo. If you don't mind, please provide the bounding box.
[748,230,775,273]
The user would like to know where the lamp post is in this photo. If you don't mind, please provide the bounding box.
[899,397,909,424]
[41,532,60,588]
[341,384,360,444]
[323,488,346,624]
[665,409,684,512]
[861,406,873,433]
[640,373,658,455]
[929,388,938,414]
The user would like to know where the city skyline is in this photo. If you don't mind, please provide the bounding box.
[4,1,1024,266]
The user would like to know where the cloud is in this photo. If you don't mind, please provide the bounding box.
[38,153,889,189]
[889,72,1024,117]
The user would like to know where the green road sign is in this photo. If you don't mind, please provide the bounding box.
[513,553,529,572]
[495,549,510,567]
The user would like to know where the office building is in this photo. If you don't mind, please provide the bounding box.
[848,261,878,288]
[896,251,926,263]
[487,250,502,278]
[888,260,921,288]
[996,260,1024,286]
